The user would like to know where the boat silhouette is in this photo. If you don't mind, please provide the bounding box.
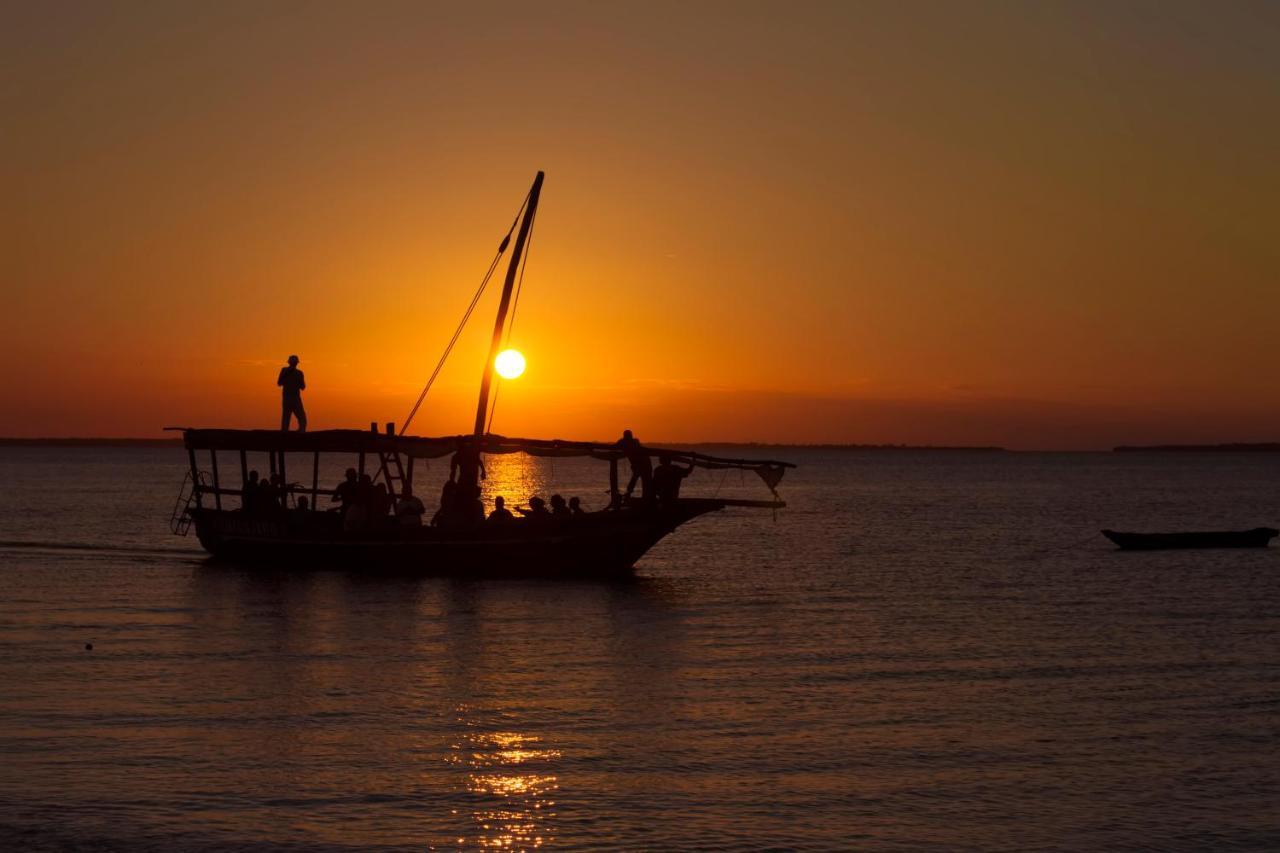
[170,173,793,576]
[1101,528,1279,550]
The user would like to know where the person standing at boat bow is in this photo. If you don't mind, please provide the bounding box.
[278,355,307,432]
[616,429,653,501]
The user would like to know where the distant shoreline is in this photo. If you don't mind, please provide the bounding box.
[1113,443,1280,453]
[0,437,1006,452]
[678,442,1006,452]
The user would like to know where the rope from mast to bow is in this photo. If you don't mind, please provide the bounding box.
[401,189,532,433]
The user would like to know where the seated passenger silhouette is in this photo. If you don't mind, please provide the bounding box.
[549,494,571,519]
[487,496,515,524]
[290,496,311,527]
[461,483,486,528]
[615,429,652,499]
[331,468,358,513]
[371,482,393,520]
[242,470,260,514]
[568,496,587,516]
[431,480,458,527]
[395,483,425,527]
[256,476,277,519]
[517,496,551,520]
[278,355,307,432]
[652,455,695,505]
[344,474,375,531]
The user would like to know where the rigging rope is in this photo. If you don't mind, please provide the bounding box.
[713,467,730,498]
[401,190,531,433]
[485,198,540,434]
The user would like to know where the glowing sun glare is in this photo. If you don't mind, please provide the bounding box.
[495,349,526,380]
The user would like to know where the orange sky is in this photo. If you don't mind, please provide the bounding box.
[4,2,1279,449]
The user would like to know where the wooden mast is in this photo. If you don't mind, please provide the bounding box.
[473,171,543,436]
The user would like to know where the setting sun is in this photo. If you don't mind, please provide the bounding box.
[3,4,1278,852]
[494,349,526,380]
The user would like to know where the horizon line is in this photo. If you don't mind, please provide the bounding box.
[5,436,1280,453]
[0,436,1004,451]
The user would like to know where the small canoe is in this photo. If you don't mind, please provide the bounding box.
[1101,527,1279,550]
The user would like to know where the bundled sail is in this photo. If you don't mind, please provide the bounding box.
[183,429,790,473]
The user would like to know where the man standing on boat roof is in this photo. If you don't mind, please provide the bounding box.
[278,355,306,432]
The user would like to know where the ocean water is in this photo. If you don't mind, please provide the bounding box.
[0,446,1277,850]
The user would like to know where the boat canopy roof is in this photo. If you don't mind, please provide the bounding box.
[178,428,795,472]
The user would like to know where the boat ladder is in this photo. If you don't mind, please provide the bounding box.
[373,451,408,496]
[170,470,207,536]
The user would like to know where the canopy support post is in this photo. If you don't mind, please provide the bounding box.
[310,452,319,511]
[188,448,200,505]
[209,450,222,511]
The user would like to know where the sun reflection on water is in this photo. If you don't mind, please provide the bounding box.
[480,453,550,513]
[450,716,560,850]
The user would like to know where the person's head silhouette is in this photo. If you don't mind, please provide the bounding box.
[287,355,299,366]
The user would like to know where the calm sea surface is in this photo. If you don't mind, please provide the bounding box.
[0,447,1277,850]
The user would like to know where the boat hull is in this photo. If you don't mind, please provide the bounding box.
[189,500,728,577]
[1101,527,1279,550]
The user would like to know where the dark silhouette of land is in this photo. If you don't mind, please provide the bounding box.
[679,442,1008,452]
[1114,443,1280,453]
